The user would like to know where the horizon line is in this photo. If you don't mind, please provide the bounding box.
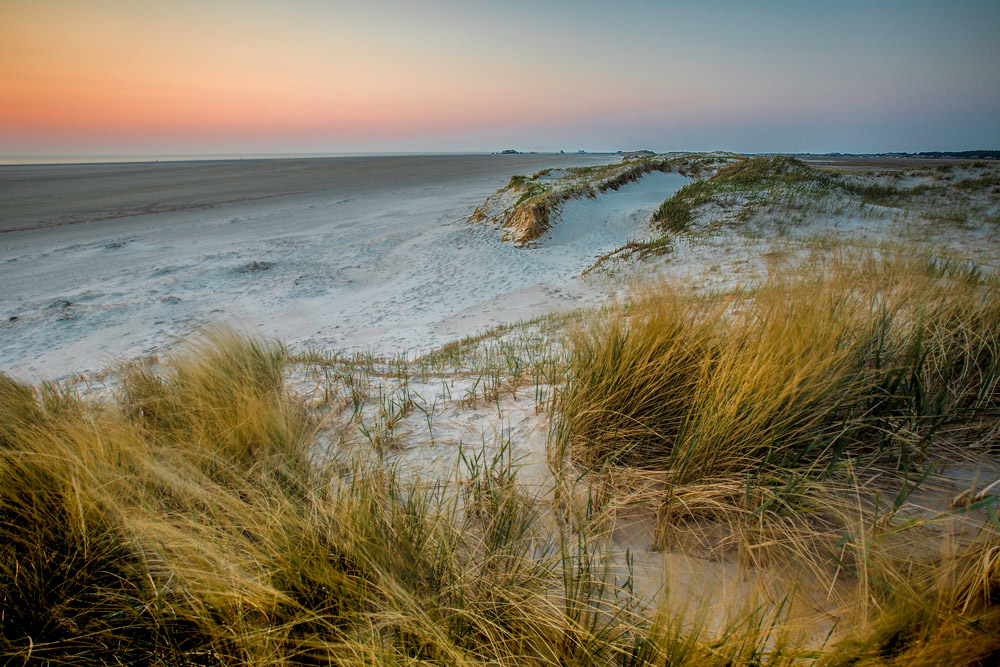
[2,148,998,168]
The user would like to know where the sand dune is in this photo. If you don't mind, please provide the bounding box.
[0,154,687,379]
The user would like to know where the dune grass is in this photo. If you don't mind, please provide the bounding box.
[582,237,676,275]
[0,328,814,666]
[0,330,711,665]
[650,155,1000,243]
[556,253,1000,479]
[651,156,833,234]
[551,252,1000,662]
[3,253,1000,665]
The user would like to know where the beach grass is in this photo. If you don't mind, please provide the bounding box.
[643,155,1000,247]
[3,247,1000,664]
[4,151,1000,664]
[556,252,1000,479]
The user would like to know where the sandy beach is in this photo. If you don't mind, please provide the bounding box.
[1,155,602,233]
[0,154,688,379]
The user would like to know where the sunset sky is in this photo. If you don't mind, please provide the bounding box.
[2,0,998,157]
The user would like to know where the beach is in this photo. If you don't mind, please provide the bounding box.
[0,154,687,379]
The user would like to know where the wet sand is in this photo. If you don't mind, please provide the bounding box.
[0,154,611,233]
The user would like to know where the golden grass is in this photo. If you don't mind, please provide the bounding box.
[0,331,679,665]
[556,253,1000,482]
[548,251,1000,664]
[2,254,999,664]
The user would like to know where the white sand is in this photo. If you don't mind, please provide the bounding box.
[0,156,687,380]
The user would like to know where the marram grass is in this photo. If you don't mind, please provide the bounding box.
[2,331,767,666]
[555,253,1000,482]
[1,257,999,665]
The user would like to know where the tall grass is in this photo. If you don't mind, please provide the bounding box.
[556,254,1000,482]
[551,253,1000,663]
[1,329,770,665]
[1,330,325,664]
[826,531,1000,665]
[2,301,999,664]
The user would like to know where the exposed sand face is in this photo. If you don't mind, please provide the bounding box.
[0,155,688,380]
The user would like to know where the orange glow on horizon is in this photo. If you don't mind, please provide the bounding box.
[3,1,716,151]
[5,0,994,153]
[1,1,642,146]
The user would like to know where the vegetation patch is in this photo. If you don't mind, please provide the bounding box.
[651,156,824,234]
[650,181,714,232]
[582,237,675,275]
[469,154,735,246]
[3,255,1000,664]
[955,173,1000,191]
[637,155,1000,259]
[556,254,1000,480]
[711,155,815,186]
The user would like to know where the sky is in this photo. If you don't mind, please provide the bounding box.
[2,0,998,157]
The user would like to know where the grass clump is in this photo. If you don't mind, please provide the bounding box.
[508,174,532,188]
[651,181,713,233]
[651,156,820,233]
[4,328,805,665]
[552,253,1000,662]
[954,173,1000,191]
[840,181,900,205]
[826,533,1000,665]
[582,237,675,275]
[556,254,1000,481]
[0,330,327,664]
[120,328,304,467]
[508,173,554,206]
[711,155,814,186]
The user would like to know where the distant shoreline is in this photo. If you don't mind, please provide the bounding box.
[0,153,610,233]
[0,151,512,168]
[0,151,616,168]
[4,149,993,168]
